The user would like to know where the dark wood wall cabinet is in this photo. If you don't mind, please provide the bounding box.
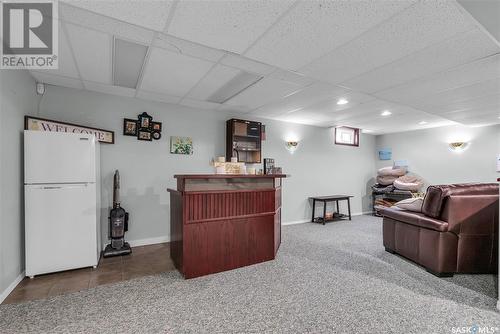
[226,119,262,163]
[168,174,287,279]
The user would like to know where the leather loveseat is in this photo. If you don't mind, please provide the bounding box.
[381,183,499,276]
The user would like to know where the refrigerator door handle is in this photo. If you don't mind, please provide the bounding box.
[41,184,89,190]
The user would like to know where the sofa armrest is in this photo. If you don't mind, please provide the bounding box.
[441,195,499,235]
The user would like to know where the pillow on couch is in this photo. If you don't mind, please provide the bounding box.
[394,197,424,212]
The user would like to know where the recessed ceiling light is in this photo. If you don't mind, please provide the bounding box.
[381,110,392,117]
[362,129,373,133]
[418,121,428,125]
[337,98,349,105]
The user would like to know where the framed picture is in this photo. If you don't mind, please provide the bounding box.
[379,148,392,160]
[335,126,359,147]
[152,122,162,131]
[138,130,152,141]
[152,131,161,140]
[123,119,138,136]
[138,112,152,129]
[170,136,193,155]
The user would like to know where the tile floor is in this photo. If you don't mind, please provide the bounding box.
[2,243,174,305]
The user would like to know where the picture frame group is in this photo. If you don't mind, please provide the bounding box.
[123,112,162,141]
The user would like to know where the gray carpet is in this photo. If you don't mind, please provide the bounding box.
[1,215,499,333]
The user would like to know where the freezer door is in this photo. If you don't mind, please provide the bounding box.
[25,183,98,276]
[24,130,96,184]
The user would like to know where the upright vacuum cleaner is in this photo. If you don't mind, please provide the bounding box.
[103,170,132,257]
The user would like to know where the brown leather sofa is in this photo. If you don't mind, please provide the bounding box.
[381,183,499,277]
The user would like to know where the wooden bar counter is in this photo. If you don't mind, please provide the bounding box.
[167,174,287,278]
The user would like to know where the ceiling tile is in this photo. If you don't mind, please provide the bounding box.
[83,81,136,97]
[217,104,249,114]
[224,77,303,110]
[415,78,500,110]
[154,34,226,63]
[64,23,112,84]
[35,21,80,78]
[62,0,173,31]
[267,70,315,87]
[30,72,84,89]
[249,83,348,117]
[60,3,154,44]
[443,104,500,121]
[136,90,181,105]
[375,54,500,105]
[187,64,241,101]
[342,28,499,93]
[301,0,475,85]
[220,54,275,76]
[432,93,500,114]
[244,0,416,70]
[167,0,295,53]
[179,98,221,110]
[139,47,214,97]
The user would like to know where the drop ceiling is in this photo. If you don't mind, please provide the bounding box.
[29,0,500,134]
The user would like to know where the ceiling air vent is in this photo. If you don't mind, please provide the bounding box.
[113,38,148,89]
[207,72,263,104]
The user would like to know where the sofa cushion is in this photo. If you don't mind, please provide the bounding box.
[380,207,449,232]
[394,197,423,212]
[422,183,499,218]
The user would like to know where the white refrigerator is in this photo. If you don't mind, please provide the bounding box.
[24,130,101,278]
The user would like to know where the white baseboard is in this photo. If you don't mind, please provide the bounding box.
[282,219,309,226]
[0,271,25,304]
[128,235,170,247]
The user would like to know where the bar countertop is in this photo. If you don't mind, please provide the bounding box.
[174,174,288,179]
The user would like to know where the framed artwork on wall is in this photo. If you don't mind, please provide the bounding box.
[138,130,152,141]
[379,148,392,160]
[152,122,162,131]
[170,136,193,155]
[138,112,152,129]
[123,119,138,136]
[335,126,359,147]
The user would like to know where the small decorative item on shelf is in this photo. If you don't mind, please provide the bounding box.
[124,113,161,141]
[263,158,275,175]
[272,167,283,174]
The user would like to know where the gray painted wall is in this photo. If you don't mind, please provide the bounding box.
[0,70,38,296]
[1,73,498,300]
[376,124,500,186]
[37,85,376,248]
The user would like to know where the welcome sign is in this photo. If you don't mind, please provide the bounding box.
[25,116,114,144]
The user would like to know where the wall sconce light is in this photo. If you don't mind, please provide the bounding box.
[448,141,469,152]
[285,141,299,153]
